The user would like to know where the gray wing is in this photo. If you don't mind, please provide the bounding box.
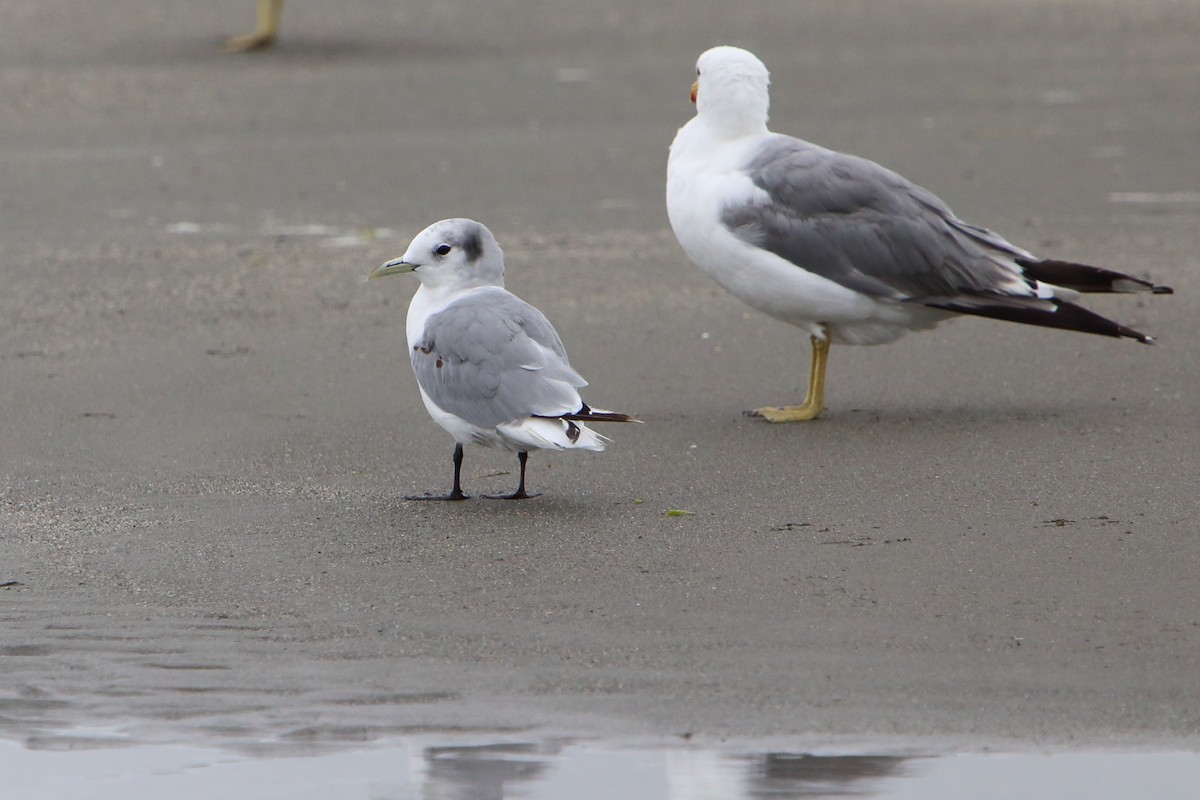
[411,288,586,428]
[721,135,1034,301]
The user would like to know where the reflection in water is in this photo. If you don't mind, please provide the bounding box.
[415,742,909,800]
[423,742,557,800]
[3,735,1200,800]
[415,742,906,800]
[666,750,908,800]
[746,753,909,797]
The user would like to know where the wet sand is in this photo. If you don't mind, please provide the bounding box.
[2,0,1199,751]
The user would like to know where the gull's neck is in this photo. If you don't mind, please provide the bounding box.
[416,264,504,295]
[697,79,771,141]
[671,102,770,169]
[670,111,769,174]
[705,112,769,142]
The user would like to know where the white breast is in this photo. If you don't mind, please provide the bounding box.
[667,128,875,336]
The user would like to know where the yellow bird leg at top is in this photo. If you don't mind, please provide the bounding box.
[226,0,284,52]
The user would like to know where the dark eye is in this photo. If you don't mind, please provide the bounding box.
[434,244,452,256]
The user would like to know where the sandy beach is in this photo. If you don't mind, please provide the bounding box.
[2,0,1199,756]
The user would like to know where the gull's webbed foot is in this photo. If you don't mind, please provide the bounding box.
[745,335,830,422]
[225,31,277,52]
[481,489,540,500]
[744,403,824,422]
[405,488,470,502]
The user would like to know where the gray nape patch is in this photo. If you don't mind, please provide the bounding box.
[461,227,483,262]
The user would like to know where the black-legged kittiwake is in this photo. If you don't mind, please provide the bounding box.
[369,218,637,500]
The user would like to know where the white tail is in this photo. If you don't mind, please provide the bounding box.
[497,418,611,452]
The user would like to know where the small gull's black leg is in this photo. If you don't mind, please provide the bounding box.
[484,450,540,500]
[406,442,470,501]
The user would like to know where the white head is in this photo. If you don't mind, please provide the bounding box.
[370,218,505,291]
[691,46,772,137]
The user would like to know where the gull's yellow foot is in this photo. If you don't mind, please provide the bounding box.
[745,402,824,422]
[745,334,831,423]
[225,30,276,52]
[226,0,284,52]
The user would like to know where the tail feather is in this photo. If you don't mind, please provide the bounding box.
[1017,257,1174,295]
[557,402,641,424]
[560,410,640,423]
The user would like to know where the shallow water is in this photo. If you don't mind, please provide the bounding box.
[4,734,1200,799]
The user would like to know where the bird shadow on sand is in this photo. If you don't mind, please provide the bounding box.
[797,399,1145,437]
[385,492,613,523]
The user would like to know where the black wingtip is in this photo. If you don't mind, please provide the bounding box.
[1152,285,1174,295]
[922,296,1159,343]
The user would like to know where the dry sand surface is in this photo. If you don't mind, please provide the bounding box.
[2,0,1199,752]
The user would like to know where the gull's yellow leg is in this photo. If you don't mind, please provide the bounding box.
[226,0,284,52]
[749,335,830,422]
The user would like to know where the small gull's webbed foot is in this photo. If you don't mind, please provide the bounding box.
[406,442,470,501]
[405,489,470,502]
[482,451,540,500]
[745,335,831,423]
[482,488,540,501]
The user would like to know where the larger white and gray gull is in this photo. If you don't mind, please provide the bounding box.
[667,46,1172,421]
[370,219,637,500]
